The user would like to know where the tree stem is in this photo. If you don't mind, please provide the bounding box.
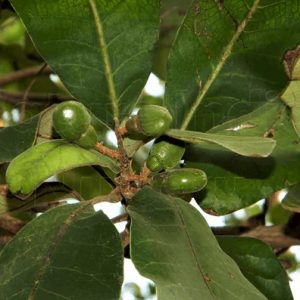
[0,90,73,106]
[0,64,52,87]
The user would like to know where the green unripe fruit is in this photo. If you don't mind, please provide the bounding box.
[126,105,172,137]
[146,140,185,172]
[146,156,161,172]
[75,125,98,148]
[52,101,91,141]
[155,168,207,195]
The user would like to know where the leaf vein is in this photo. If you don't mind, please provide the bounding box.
[181,0,261,129]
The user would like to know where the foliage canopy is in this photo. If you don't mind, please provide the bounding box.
[0,0,299,299]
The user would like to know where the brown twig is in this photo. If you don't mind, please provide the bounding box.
[96,121,149,201]
[213,224,300,250]
[284,45,300,78]
[89,188,123,204]
[117,127,128,136]
[0,90,73,106]
[20,63,48,121]
[95,142,121,160]
[36,133,53,140]
[0,184,8,196]
[120,229,130,248]
[0,64,52,87]
[279,259,293,270]
[111,212,128,224]
[114,118,139,200]
[212,226,250,236]
[114,118,129,167]
[0,214,25,235]
[242,225,300,249]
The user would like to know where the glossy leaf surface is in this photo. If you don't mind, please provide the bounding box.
[6,140,119,195]
[128,187,266,300]
[164,0,300,130]
[10,0,160,125]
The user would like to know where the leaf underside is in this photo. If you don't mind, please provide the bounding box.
[186,100,300,215]
[167,129,275,157]
[6,140,119,195]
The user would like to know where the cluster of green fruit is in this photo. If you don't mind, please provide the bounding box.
[125,104,207,197]
[52,101,207,196]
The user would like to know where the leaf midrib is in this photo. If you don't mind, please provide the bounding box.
[88,0,119,121]
[27,202,94,298]
[173,199,216,299]
[180,0,261,130]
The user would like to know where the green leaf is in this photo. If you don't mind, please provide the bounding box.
[10,0,160,125]
[0,182,81,217]
[6,140,120,195]
[281,58,300,138]
[164,0,300,130]
[58,166,113,200]
[282,184,300,213]
[128,187,266,300]
[0,115,39,164]
[267,203,291,226]
[0,203,123,299]
[185,101,300,215]
[217,236,293,300]
[167,129,275,157]
[152,0,192,80]
[123,137,146,158]
[281,81,300,137]
[34,105,56,144]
